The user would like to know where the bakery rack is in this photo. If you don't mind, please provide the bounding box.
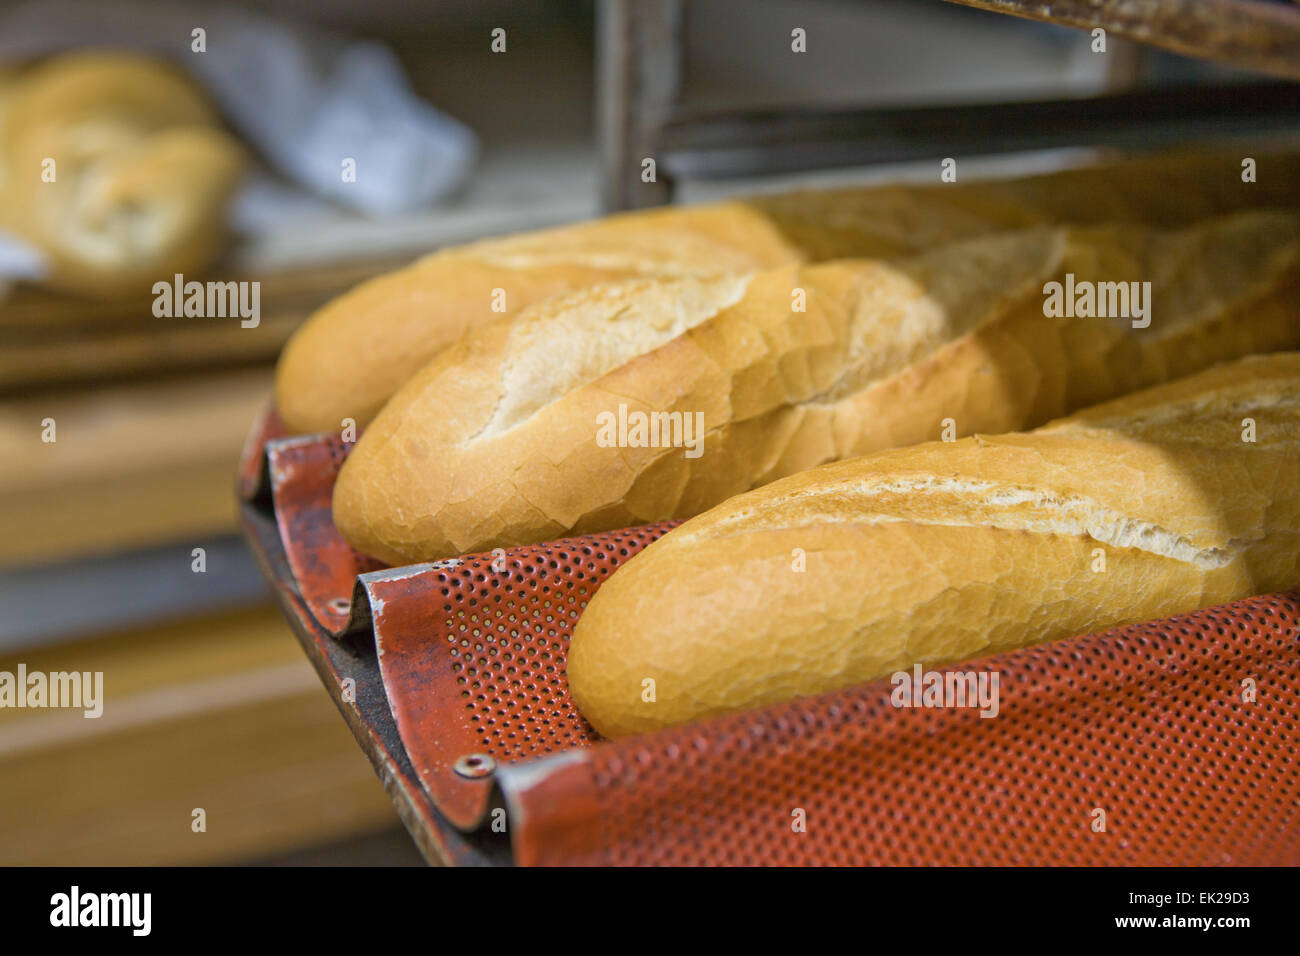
[238,411,1300,866]
[597,0,1300,210]
[242,0,1300,865]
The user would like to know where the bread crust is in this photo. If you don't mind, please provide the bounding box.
[567,353,1300,737]
[274,203,805,431]
[333,211,1300,565]
[276,147,1300,434]
[0,53,245,298]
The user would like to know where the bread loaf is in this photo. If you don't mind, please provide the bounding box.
[275,203,807,432]
[567,353,1300,737]
[275,147,1300,434]
[332,209,1300,565]
[0,53,245,298]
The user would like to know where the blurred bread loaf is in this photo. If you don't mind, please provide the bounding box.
[567,353,1300,737]
[275,147,1300,434]
[332,209,1300,565]
[0,52,245,298]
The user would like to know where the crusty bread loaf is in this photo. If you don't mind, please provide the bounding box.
[275,203,807,432]
[332,209,1300,565]
[0,53,245,298]
[567,353,1300,737]
[275,147,1300,434]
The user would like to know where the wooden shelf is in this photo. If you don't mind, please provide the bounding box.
[0,256,409,396]
[0,606,402,865]
[0,367,274,569]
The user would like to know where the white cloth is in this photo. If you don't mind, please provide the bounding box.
[0,0,479,282]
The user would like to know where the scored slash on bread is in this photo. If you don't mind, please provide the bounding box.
[566,353,1300,737]
[331,210,1300,566]
[274,147,1300,434]
[274,203,805,432]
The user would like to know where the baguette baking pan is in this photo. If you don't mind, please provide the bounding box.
[238,408,1300,866]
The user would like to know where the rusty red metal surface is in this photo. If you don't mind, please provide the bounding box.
[235,403,280,502]
[240,403,1300,866]
[237,410,506,866]
[499,589,1300,865]
[264,433,382,636]
[364,524,678,830]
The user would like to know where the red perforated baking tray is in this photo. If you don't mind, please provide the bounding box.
[237,408,1300,866]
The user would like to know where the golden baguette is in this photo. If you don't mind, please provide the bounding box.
[275,147,1300,433]
[567,353,1300,737]
[333,210,1300,565]
[276,202,805,432]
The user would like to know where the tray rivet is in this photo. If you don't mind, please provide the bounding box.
[329,597,351,614]
[454,753,496,779]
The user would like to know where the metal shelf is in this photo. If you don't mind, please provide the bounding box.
[596,0,1300,211]
[236,417,506,868]
[945,0,1300,80]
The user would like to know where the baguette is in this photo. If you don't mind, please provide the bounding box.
[567,353,1300,737]
[333,209,1300,565]
[275,203,806,432]
[275,147,1300,433]
[0,53,245,298]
